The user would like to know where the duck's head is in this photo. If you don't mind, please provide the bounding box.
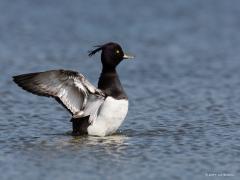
[88,42,134,69]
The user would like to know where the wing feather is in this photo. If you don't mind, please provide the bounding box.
[13,70,105,118]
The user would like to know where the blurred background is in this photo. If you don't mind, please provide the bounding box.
[0,0,240,180]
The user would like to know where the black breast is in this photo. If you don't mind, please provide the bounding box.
[98,72,128,100]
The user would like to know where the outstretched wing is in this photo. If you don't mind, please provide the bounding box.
[13,70,105,119]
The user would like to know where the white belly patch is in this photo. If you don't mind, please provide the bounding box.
[87,97,128,136]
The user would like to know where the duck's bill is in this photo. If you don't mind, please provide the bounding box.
[123,54,135,59]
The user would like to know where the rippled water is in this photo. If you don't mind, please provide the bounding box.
[1,0,240,179]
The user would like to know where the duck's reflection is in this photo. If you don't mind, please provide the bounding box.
[44,131,127,147]
[70,134,128,145]
[13,132,130,160]
[57,133,130,157]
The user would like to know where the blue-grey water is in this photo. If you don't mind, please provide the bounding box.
[0,0,240,179]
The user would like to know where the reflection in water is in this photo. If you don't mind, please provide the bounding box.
[68,134,130,157]
[13,133,130,158]
[68,134,129,146]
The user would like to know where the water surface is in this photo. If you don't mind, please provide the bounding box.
[0,0,240,179]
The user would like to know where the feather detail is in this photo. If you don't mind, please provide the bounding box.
[13,70,105,121]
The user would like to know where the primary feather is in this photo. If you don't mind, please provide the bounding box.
[13,70,105,120]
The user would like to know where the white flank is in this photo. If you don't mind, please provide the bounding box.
[87,97,128,136]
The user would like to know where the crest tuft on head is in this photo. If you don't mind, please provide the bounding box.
[88,45,104,57]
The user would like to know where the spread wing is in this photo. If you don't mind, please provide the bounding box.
[13,70,105,120]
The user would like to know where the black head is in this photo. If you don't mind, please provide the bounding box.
[88,42,134,69]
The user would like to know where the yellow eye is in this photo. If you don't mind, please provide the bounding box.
[116,50,120,54]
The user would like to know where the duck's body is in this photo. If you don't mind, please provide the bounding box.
[86,66,129,136]
[13,42,134,136]
[87,97,128,136]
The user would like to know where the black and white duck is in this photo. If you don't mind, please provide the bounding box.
[13,42,134,136]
